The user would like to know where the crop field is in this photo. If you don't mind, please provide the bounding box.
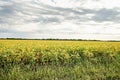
[0,40,120,80]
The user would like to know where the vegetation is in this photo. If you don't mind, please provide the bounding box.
[1,38,120,42]
[0,40,120,80]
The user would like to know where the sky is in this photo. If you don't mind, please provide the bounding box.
[0,0,120,40]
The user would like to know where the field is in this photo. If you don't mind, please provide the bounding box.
[0,40,120,80]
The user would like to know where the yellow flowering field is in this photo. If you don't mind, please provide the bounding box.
[0,40,120,79]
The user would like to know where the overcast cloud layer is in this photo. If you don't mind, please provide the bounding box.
[0,0,120,40]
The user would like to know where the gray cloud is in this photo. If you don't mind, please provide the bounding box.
[0,1,63,25]
[36,4,120,23]
[0,0,120,40]
[92,8,120,22]
[0,0,120,26]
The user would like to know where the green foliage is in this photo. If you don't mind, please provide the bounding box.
[0,40,120,80]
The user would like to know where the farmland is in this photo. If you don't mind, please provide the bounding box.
[0,40,120,80]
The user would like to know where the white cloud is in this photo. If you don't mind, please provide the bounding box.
[84,14,95,19]
[37,0,120,9]
[0,0,13,6]
[15,23,40,32]
[0,0,120,40]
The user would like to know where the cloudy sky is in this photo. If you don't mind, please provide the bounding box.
[0,0,120,40]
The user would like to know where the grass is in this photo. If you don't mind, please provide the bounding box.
[0,40,120,80]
